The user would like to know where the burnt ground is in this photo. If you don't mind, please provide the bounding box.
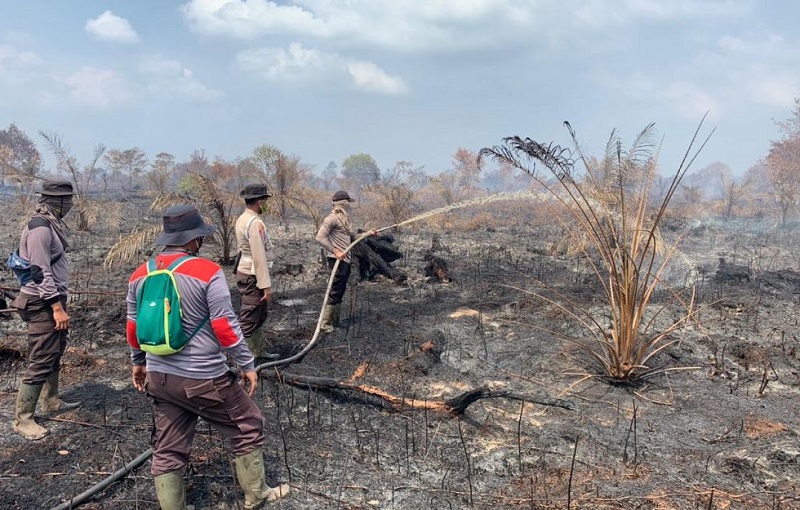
[2,205,800,510]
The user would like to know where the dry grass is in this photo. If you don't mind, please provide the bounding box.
[103,224,161,268]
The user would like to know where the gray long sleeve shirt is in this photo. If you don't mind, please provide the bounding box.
[126,251,255,378]
[18,216,69,305]
[315,211,353,263]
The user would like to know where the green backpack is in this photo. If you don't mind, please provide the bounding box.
[135,255,208,355]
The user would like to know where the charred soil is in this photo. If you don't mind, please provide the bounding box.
[1,209,800,509]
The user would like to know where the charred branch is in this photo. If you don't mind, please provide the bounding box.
[264,371,574,415]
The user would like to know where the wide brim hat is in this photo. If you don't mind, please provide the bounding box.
[155,204,216,246]
[332,190,354,202]
[39,180,75,196]
[240,184,272,200]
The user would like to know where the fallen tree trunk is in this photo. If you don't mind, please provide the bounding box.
[365,235,403,263]
[263,371,574,415]
[351,240,407,283]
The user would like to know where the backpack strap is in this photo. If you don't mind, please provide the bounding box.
[28,217,51,230]
[27,216,64,266]
[186,316,210,342]
[146,254,194,274]
[167,254,195,271]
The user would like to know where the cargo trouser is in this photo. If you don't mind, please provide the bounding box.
[326,258,351,305]
[145,370,266,476]
[12,294,68,385]
[236,271,269,338]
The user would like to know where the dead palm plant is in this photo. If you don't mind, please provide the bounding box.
[187,173,238,265]
[104,178,239,268]
[39,131,106,232]
[479,120,713,381]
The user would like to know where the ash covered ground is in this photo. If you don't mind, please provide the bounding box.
[1,202,800,509]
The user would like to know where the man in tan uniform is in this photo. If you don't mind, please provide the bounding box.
[315,190,376,333]
[234,184,276,363]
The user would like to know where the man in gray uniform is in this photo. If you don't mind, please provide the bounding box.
[127,205,289,510]
[11,180,81,440]
[234,184,276,363]
[315,190,376,333]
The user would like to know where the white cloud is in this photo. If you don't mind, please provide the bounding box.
[182,0,327,39]
[595,71,718,119]
[237,42,328,80]
[707,32,800,108]
[0,43,42,70]
[180,0,752,54]
[61,67,133,109]
[3,31,36,46]
[747,74,799,108]
[182,0,542,51]
[347,60,408,95]
[573,0,749,28]
[85,11,140,44]
[139,55,225,101]
[657,82,718,119]
[237,42,408,94]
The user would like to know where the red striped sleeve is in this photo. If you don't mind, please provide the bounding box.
[211,317,239,347]
[126,320,140,349]
[175,257,220,283]
[129,262,149,283]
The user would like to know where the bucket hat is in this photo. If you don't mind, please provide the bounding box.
[240,184,272,200]
[332,190,354,202]
[39,180,74,196]
[155,204,216,246]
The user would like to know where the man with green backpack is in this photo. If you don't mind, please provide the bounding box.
[126,204,289,510]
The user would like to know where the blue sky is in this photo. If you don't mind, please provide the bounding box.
[1,0,798,177]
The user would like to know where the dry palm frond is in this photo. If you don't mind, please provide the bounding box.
[73,196,101,231]
[100,200,125,232]
[480,118,714,382]
[104,224,161,268]
[149,192,189,212]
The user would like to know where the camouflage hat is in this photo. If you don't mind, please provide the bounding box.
[240,184,272,200]
[39,180,74,197]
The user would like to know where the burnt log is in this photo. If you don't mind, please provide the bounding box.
[263,371,574,415]
[351,234,407,284]
[715,257,750,283]
[423,253,450,283]
[365,235,403,263]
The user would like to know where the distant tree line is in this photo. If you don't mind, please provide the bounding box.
[1,97,800,228]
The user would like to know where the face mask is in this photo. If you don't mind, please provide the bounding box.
[59,199,74,219]
[259,200,268,214]
[190,237,204,256]
[43,196,73,219]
